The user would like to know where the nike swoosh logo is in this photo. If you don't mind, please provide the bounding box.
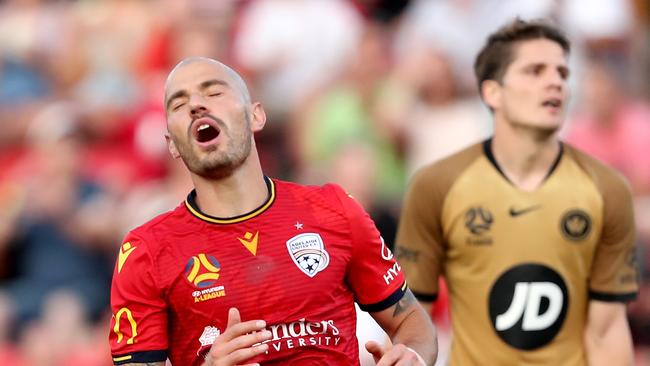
[238,231,259,256]
[509,205,542,217]
[118,242,137,273]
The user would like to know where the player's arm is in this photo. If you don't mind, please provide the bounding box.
[418,301,433,315]
[583,167,638,366]
[329,183,437,365]
[584,300,634,366]
[367,289,437,366]
[110,235,169,365]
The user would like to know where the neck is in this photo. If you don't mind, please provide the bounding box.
[190,152,268,218]
[492,120,561,192]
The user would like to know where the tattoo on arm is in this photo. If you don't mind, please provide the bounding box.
[395,246,420,262]
[393,290,416,317]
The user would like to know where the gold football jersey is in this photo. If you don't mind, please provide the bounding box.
[396,140,638,366]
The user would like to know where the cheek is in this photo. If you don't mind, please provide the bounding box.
[167,118,188,136]
[507,87,535,109]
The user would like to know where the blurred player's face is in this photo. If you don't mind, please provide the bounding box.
[487,39,569,133]
[164,60,262,178]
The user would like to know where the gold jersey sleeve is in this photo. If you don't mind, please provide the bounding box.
[395,143,484,300]
[395,140,638,366]
[567,146,638,298]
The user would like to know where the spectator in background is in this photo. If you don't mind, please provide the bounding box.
[564,56,650,195]
[381,45,492,176]
[0,102,116,332]
[233,0,363,124]
[394,0,555,92]
[295,23,405,204]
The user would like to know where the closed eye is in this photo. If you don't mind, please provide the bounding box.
[172,103,186,111]
[527,64,544,75]
[208,93,222,97]
[558,67,569,80]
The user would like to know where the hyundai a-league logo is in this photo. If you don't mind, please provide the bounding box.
[286,233,330,277]
[185,253,221,288]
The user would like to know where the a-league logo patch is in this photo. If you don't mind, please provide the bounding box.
[286,233,330,277]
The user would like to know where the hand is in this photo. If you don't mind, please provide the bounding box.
[203,308,272,366]
[365,341,427,366]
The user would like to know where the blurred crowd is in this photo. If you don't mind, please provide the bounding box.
[0,0,648,365]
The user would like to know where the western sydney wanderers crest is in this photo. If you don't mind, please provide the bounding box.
[286,233,330,277]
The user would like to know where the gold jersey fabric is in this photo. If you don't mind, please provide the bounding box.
[396,140,638,366]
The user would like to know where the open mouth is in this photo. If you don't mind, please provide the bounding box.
[192,118,221,144]
[542,98,562,109]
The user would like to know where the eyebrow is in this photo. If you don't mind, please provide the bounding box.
[165,79,230,110]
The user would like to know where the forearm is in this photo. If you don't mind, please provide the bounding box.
[584,322,634,366]
[584,302,634,366]
[390,293,438,365]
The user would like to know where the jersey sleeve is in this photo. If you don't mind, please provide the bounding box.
[328,184,407,312]
[394,168,446,302]
[589,173,639,302]
[109,233,168,365]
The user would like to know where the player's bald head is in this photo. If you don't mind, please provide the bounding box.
[164,57,251,106]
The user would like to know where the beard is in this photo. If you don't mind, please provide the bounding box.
[172,113,253,179]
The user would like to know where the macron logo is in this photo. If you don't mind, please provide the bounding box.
[238,231,259,256]
[118,242,137,273]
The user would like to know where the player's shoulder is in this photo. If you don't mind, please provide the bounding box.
[125,203,188,250]
[273,178,351,213]
[410,141,484,193]
[274,178,344,199]
[564,143,633,197]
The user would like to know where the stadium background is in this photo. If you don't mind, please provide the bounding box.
[0,0,648,365]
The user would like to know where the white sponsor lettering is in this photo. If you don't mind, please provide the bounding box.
[383,262,402,285]
[496,282,563,331]
[249,318,342,354]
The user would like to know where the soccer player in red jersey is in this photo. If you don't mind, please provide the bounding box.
[108,57,437,366]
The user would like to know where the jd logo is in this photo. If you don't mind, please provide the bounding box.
[495,282,563,331]
[465,207,493,235]
[489,264,568,350]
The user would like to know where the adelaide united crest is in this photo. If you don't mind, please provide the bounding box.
[286,233,330,277]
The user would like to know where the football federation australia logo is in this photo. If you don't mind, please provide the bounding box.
[286,233,330,277]
[185,254,221,288]
[465,207,493,235]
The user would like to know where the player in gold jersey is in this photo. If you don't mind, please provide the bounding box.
[396,19,638,366]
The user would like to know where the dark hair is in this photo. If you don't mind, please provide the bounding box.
[474,19,570,94]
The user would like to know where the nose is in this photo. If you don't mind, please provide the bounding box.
[547,71,565,92]
[189,94,208,118]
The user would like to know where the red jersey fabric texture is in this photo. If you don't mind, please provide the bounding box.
[109,177,406,365]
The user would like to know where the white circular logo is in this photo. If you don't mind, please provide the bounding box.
[489,263,568,350]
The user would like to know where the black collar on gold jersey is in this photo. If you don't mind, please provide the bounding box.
[185,176,276,224]
[483,138,564,184]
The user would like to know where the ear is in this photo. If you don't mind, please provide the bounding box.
[250,102,267,132]
[165,133,181,159]
[481,80,502,111]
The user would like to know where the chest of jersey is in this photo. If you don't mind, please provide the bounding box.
[442,157,603,279]
[159,199,358,364]
[440,156,605,360]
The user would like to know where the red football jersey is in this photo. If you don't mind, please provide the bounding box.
[109,178,406,365]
